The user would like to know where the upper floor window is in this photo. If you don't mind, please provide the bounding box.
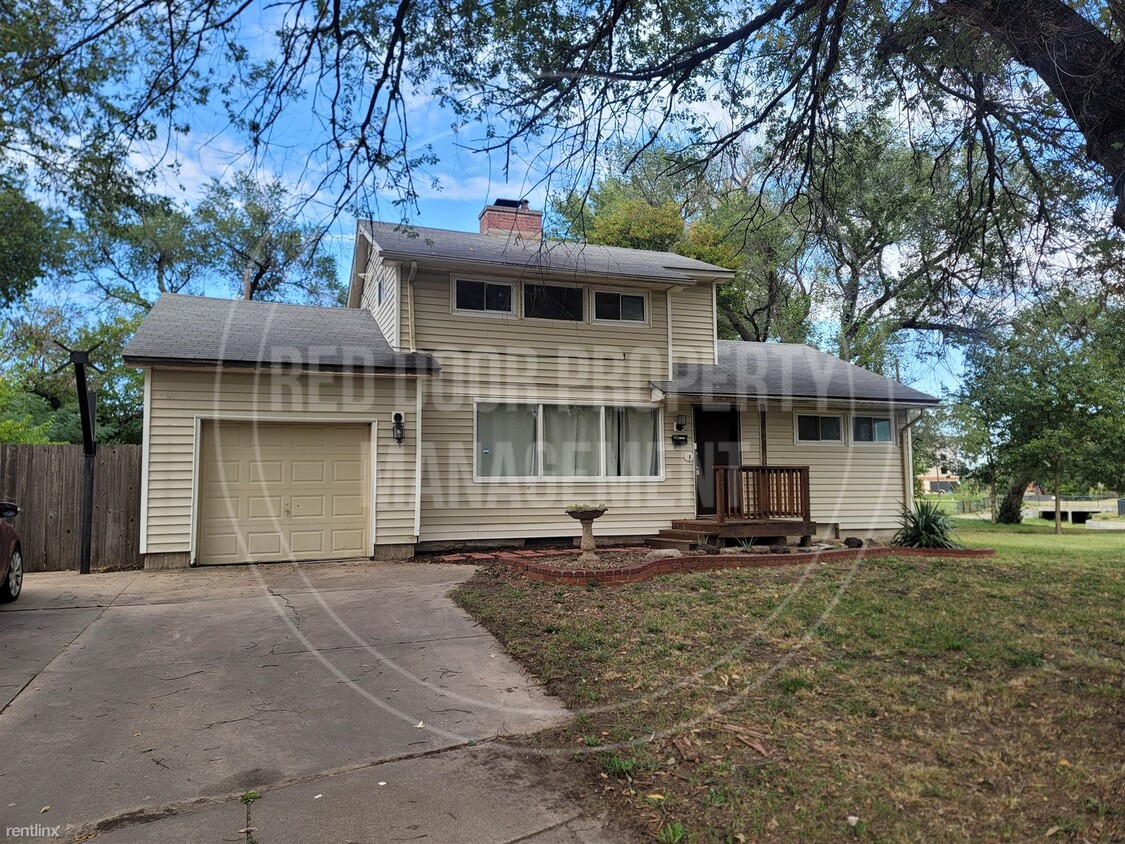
[797,414,842,443]
[594,290,646,323]
[524,283,584,321]
[455,279,514,314]
[377,272,385,305]
[853,415,892,443]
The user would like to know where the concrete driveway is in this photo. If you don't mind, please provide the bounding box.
[0,563,609,843]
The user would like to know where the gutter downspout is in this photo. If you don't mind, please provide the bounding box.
[899,409,927,511]
[405,260,418,352]
[414,379,423,540]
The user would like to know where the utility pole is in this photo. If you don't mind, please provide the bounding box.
[56,343,100,575]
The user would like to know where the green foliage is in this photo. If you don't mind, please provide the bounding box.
[600,753,636,778]
[0,303,143,444]
[72,194,211,310]
[195,171,342,304]
[894,499,962,549]
[953,295,1125,526]
[0,186,66,307]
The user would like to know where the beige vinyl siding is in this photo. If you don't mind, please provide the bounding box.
[669,282,716,365]
[361,250,401,349]
[753,406,907,530]
[409,268,693,541]
[144,368,419,557]
[418,393,694,542]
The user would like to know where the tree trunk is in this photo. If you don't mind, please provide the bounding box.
[997,475,1032,524]
[1053,463,1062,535]
[989,467,997,525]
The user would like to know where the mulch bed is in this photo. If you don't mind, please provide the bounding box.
[417,543,996,585]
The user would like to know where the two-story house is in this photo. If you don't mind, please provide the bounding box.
[125,200,938,568]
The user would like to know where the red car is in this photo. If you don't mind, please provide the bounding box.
[0,502,22,603]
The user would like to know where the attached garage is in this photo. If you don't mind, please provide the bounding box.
[196,421,372,564]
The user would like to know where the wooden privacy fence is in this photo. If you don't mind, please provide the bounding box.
[0,444,142,572]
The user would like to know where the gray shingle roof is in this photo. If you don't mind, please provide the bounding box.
[123,293,439,374]
[361,221,736,284]
[653,341,939,405]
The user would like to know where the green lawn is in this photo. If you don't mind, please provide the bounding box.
[453,523,1124,843]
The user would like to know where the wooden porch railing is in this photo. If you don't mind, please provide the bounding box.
[714,465,811,524]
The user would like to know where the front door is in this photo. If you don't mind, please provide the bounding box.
[694,406,741,516]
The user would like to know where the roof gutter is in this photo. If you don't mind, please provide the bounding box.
[121,356,441,376]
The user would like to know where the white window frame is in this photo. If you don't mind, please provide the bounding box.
[793,412,845,445]
[450,275,518,318]
[591,288,650,326]
[522,281,587,324]
[851,414,896,445]
[472,399,665,483]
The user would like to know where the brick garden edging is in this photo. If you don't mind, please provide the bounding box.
[488,546,997,587]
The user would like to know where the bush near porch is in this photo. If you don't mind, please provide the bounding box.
[452,520,1124,843]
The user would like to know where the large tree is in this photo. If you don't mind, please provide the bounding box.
[0,185,65,307]
[195,172,342,303]
[3,0,1123,249]
[954,294,1125,530]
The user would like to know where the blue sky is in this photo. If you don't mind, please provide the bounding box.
[125,80,961,398]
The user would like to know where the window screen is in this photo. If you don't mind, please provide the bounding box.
[594,291,646,322]
[456,279,513,313]
[853,416,892,442]
[797,414,842,442]
[524,284,584,320]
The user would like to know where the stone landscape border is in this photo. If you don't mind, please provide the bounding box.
[485,546,997,587]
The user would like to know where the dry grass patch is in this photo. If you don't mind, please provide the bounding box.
[453,525,1124,843]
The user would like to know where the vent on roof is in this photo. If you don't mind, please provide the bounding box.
[479,198,542,239]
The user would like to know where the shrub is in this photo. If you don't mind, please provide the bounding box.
[893,499,962,549]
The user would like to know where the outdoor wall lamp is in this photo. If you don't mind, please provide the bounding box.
[675,414,686,432]
[392,411,406,445]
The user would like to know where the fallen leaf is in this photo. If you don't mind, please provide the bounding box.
[847,816,860,827]
[378,781,387,786]
[415,721,425,729]
[645,794,665,802]
[733,735,768,756]
[237,828,258,834]
[313,794,322,799]
[1057,759,1070,767]
[40,806,50,814]
[1045,826,1061,837]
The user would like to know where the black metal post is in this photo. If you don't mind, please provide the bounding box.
[56,344,100,575]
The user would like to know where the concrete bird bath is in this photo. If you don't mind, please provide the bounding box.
[566,505,607,564]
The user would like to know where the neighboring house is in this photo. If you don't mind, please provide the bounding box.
[124,200,939,568]
[918,451,961,493]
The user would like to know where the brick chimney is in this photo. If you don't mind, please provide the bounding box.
[478,198,543,239]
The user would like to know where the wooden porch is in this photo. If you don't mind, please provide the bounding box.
[652,465,817,551]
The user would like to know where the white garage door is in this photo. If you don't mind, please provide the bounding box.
[197,421,371,564]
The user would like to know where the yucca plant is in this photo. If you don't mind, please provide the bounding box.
[893,499,962,549]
